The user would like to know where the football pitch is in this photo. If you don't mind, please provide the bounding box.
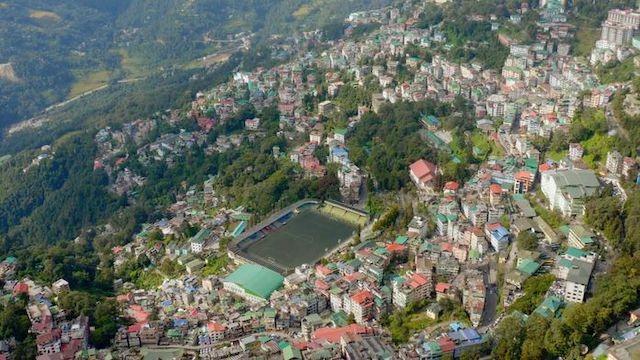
[244,207,356,270]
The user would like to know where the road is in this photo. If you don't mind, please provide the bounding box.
[473,259,498,329]
[605,102,629,141]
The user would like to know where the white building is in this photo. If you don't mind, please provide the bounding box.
[540,169,599,217]
[564,259,594,303]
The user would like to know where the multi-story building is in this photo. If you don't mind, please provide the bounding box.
[343,290,374,324]
[392,272,433,308]
[409,159,438,193]
[569,143,584,161]
[622,157,637,178]
[564,259,595,303]
[606,150,623,175]
[600,9,640,47]
[540,169,600,217]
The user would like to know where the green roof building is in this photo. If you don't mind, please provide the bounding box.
[534,296,563,319]
[517,259,541,276]
[282,345,303,360]
[223,264,284,303]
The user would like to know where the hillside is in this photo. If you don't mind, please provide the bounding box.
[0,0,389,131]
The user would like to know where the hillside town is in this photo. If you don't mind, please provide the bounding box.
[3,0,640,359]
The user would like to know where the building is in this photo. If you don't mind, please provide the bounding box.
[607,336,640,359]
[513,171,535,194]
[334,128,347,144]
[600,9,640,47]
[564,259,595,303]
[190,228,212,253]
[489,226,510,252]
[569,143,584,161]
[392,272,433,308]
[409,159,438,192]
[244,117,260,131]
[540,169,599,217]
[51,279,70,294]
[318,101,336,116]
[606,150,623,176]
[343,290,374,324]
[223,264,284,304]
[567,225,595,249]
[622,157,637,178]
[341,334,394,359]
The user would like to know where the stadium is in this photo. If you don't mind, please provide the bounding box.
[228,199,368,274]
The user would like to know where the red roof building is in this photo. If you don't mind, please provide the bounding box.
[409,159,438,191]
[13,282,28,296]
[312,324,372,344]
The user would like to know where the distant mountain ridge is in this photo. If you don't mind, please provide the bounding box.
[0,0,389,131]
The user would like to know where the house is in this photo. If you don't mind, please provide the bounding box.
[342,334,394,359]
[628,308,640,325]
[318,101,336,116]
[190,228,212,253]
[540,169,599,217]
[409,159,438,192]
[425,303,442,320]
[513,171,535,194]
[51,279,70,295]
[606,150,623,175]
[533,296,563,319]
[569,143,583,161]
[334,128,347,144]
[206,322,227,342]
[489,225,510,252]
[244,117,260,131]
[186,259,205,274]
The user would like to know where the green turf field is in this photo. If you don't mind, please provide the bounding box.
[245,207,356,270]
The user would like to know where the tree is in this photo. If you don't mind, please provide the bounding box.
[492,315,525,360]
[91,299,119,348]
[516,231,538,251]
[521,315,550,360]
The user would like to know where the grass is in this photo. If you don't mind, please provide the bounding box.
[184,51,232,70]
[582,132,615,169]
[29,9,61,21]
[68,70,111,99]
[117,48,148,78]
[134,269,164,290]
[293,4,312,18]
[471,131,504,158]
[0,155,11,166]
[573,26,600,57]
[547,150,567,162]
[597,57,637,84]
[245,207,356,269]
[202,254,230,276]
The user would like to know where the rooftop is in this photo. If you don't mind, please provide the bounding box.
[566,259,595,285]
[224,264,284,300]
